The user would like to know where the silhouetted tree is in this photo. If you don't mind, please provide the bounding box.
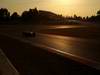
[74,14,77,19]
[0,7,86,25]
[73,14,82,20]
[21,8,39,23]
[91,10,100,23]
[86,16,89,20]
[21,11,29,21]
[97,10,100,16]
[28,8,38,20]
[89,16,96,21]
[0,8,10,21]
[30,8,38,16]
[11,12,19,20]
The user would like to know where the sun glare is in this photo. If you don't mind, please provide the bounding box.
[53,0,80,5]
[0,0,100,16]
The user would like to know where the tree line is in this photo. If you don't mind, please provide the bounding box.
[0,8,100,25]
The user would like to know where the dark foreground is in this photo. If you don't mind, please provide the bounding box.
[0,34,100,75]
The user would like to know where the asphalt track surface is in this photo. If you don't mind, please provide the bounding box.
[0,34,100,75]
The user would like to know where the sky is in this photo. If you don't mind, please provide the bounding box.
[0,0,100,17]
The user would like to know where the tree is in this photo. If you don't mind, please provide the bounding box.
[97,10,100,16]
[95,10,100,22]
[11,12,19,20]
[74,14,77,19]
[0,8,10,20]
[21,11,29,21]
[28,8,38,19]
[21,8,39,22]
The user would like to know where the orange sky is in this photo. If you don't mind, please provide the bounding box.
[0,0,100,17]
